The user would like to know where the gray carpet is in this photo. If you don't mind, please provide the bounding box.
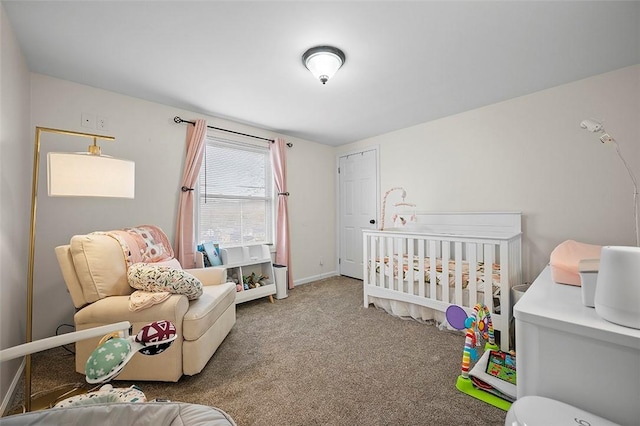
[17,276,506,425]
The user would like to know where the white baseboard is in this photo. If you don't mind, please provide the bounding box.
[1,358,24,416]
[293,271,339,286]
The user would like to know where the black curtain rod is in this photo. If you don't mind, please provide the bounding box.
[174,116,293,147]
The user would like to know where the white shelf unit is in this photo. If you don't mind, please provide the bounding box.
[220,245,276,304]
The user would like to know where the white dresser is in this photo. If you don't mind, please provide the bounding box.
[514,266,640,426]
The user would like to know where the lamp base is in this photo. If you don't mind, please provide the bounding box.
[6,383,88,415]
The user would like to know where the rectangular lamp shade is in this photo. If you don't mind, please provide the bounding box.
[47,152,135,198]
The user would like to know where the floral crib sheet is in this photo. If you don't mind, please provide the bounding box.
[370,255,501,295]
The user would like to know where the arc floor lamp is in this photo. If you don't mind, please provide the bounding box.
[23,126,135,411]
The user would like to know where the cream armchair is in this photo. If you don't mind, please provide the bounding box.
[55,229,236,382]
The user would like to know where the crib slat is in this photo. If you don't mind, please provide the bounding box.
[407,238,415,294]
[468,243,478,307]
[387,237,394,289]
[379,236,386,289]
[442,242,450,303]
[418,239,425,298]
[363,233,369,307]
[454,242,463,306]
[499,240,510,351]
[429,240,437,300]
[483,244,494,314]
[396,237,404,292]
[369,235,376,286]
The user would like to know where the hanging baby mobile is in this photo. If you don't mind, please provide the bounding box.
[380,187,417,230]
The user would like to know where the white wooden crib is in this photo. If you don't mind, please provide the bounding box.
[363,212,522,351]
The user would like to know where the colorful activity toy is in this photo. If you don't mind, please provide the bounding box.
[446,303,514,411]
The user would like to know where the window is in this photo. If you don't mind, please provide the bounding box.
[197,137,274,247]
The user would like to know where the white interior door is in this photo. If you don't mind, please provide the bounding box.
[339,149,378,279]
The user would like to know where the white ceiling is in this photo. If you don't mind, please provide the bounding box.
[3,1,639,146]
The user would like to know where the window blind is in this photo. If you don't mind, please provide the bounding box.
[198,138,273,247]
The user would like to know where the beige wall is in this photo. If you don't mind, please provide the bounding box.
[287,137,337,284]
[338,65,640,284]
[0,2,32,411]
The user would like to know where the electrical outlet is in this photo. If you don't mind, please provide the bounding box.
[96,116,108,130]
[81,112,95,128]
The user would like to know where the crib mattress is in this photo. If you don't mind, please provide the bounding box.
[370,256,501,293]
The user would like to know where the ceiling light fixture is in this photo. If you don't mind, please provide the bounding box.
[302,45,346,85]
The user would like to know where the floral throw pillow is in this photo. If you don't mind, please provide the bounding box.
[127,263,203,300]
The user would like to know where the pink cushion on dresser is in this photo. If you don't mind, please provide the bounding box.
[549,240,602,286]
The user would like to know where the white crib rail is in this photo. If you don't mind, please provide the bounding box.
[363,228,522,351]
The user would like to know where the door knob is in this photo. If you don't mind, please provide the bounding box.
[369,219,376,224]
